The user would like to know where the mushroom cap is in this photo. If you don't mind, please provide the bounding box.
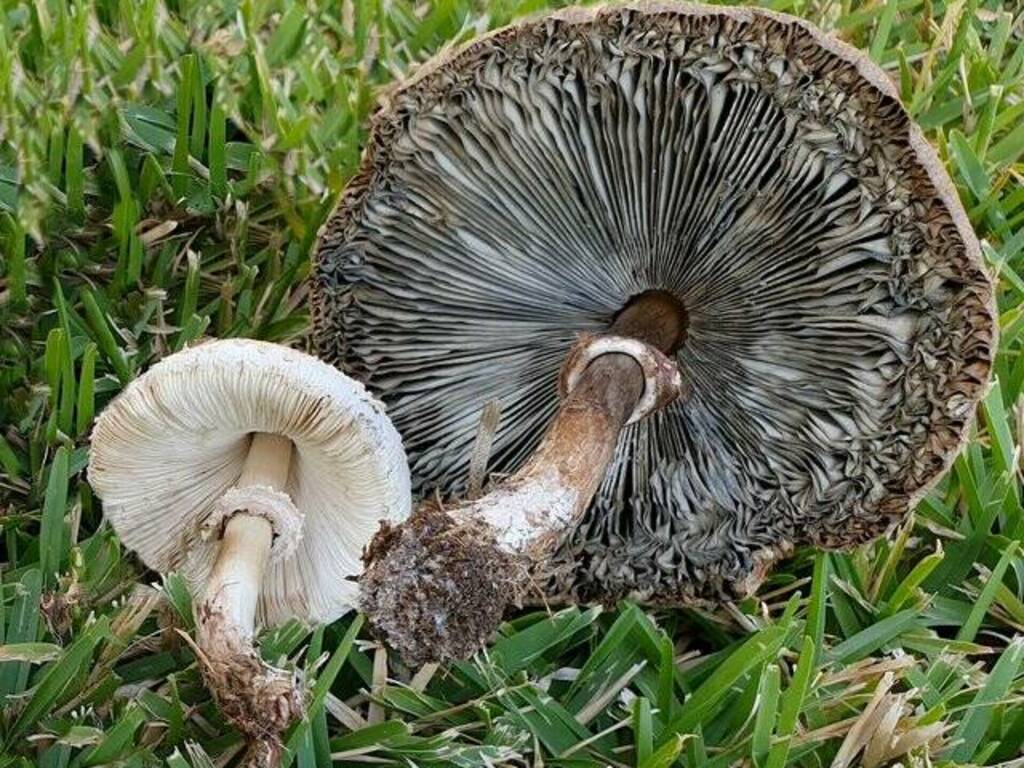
[312,3,996,604]
[88,339,411,625]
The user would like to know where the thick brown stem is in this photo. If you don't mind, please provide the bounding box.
[612,289,688,353]
[516,351,646,511]
[360,291,688,663]
[195,433,303,764]
[455,354,642,556]
[532,289,687,499]
[454,291,686,556]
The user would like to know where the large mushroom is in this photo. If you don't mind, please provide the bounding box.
[313,3,996,661]
[87,339,410,765]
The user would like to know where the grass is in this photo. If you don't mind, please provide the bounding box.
[0,0,1022,765]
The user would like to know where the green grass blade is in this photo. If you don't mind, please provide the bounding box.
[957,541,1019,642]
[39,447,70,588]
[75,343,97,437]
[765,635,815,768]
[947,638,1024,762]
[281,616,364,768]
[633,696,653,764]
[172,54,195,198]
[5,617,110,746]
[79,704,146,766]
[827,609,919,664]
[751,663,780,767]
[0,569,43,696]
[79,287,133,383]
[662,625,790,744]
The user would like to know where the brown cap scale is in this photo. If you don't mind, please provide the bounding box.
[313,4,996,659]
[88,339,410,764]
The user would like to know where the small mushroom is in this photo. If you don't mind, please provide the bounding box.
[313,3,995,660]
[88,339,410,764]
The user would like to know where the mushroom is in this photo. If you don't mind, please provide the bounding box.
[312,3,996,660]
[87,339,410,764]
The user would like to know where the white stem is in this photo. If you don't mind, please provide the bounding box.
[192,433,304,759]
[202,433,293,640]
[206,514,273,640]
[454,471,578,554]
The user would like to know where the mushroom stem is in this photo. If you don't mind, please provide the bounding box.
[361,292,687,663]
[460,353,643,553]
[195,433,304,767]
[202,433,291,639]
[612,289,688,353]
[447,290,690,546]
[463,291,687,554]
[204,512,274,638]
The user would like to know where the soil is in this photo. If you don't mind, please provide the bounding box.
[360,502,526,664]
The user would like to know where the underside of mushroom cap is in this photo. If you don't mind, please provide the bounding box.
[313,3,996,605]
[88,339,411,625]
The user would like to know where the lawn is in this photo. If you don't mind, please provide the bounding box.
[1,0,1023,766]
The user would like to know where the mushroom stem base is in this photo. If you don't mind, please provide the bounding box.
[361,503,525,664]
[359,345,648,664]
[195,606,304,765]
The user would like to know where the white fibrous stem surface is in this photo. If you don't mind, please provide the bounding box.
[193,433,304,754]
[201,514,274,640]
[453,468,577,553]
[199,433,294,641]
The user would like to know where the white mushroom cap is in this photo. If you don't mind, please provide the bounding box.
[88,339,411,626]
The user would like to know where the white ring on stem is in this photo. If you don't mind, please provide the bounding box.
[559,335,686,424]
